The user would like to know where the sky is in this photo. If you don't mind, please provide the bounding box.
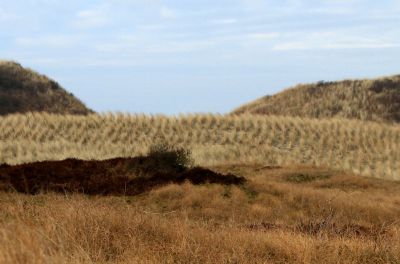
[1,0,400,114]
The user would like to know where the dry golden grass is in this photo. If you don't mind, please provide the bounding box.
[233,75,400,123]
[0,165,399,264]
[0,113,399,180]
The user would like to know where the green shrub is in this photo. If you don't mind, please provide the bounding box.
[147,143,193,172]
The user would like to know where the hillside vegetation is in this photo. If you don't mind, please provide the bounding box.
[233,75,400,123]
[1,165,399,263]
[0,61,92,115]
[0,113,398,180]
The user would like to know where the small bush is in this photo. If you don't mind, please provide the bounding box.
[148,143,193,172]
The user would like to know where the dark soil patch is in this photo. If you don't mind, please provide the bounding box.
[0,157,246,196]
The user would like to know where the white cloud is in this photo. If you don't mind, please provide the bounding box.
[305,7,353,15]
[324,41,400,50]
[240,0,267,11]
[95,32,218,55]
[160,7,177,19]
[273,31,400,51]
[15,35,81,48]
[73,7,109,28]
[211,18,237,25]
[249,32,279,40]
[94,34,145,53]
[144,40,216,54]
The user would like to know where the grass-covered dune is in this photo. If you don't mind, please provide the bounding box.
[0,61,92,115]
[233,75,400,124]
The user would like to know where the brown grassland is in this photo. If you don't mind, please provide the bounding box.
[0,165,399,263]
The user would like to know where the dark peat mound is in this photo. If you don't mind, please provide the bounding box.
[0,157,245,196]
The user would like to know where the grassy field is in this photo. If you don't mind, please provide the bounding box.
[0,113,399,180]
[0,165,399,264]
[1,112,398,263]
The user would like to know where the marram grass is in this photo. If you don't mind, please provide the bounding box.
[0,112,399,180]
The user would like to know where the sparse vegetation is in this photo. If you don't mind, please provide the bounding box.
[233,75,400,123]
[0,61,92,115]
[0,113,398,180]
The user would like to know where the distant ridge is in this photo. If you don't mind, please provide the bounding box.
[0,61,93,115]
[233,75,400,123]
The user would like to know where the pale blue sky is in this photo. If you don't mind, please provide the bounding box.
[1,0,400,114]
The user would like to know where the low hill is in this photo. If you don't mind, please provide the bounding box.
[233,75,400,123]
[0,61,92,115]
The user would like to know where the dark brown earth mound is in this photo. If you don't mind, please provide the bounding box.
[0,61,93,115]
[0,157,245,196]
